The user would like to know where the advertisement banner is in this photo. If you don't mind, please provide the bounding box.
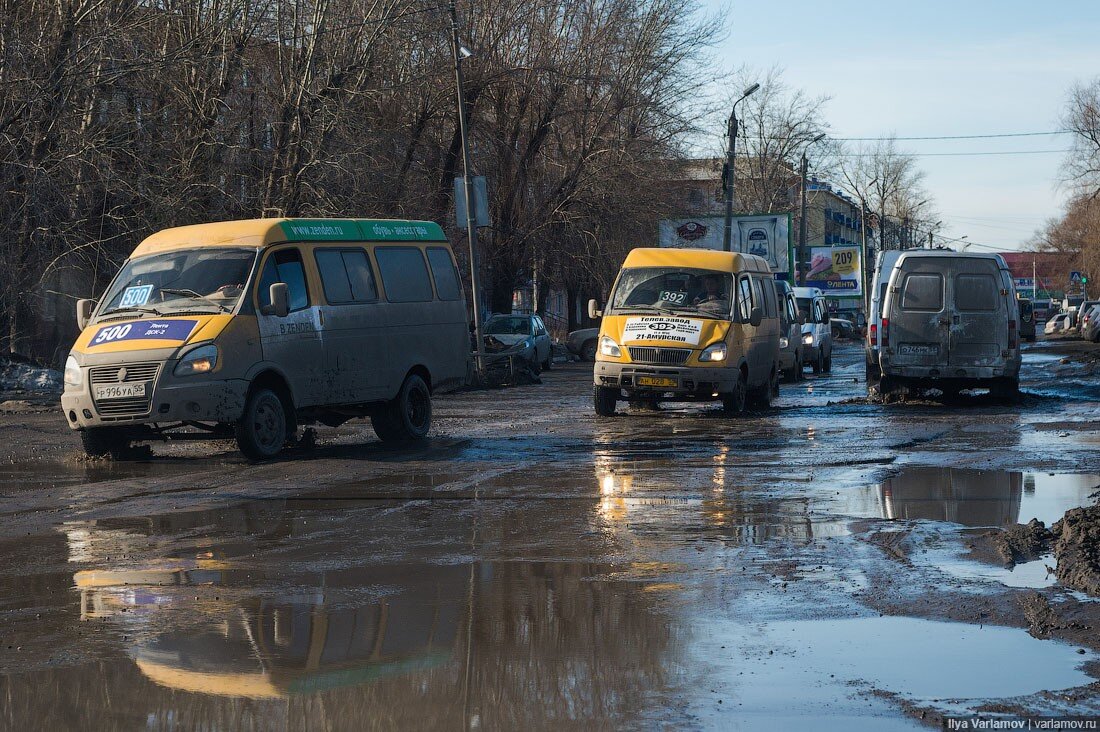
[658,215,791,276]
[806,246,862,297]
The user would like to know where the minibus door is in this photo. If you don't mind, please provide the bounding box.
[256,247,324,406]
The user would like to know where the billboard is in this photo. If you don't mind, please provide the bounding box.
[658,215,791,276]
[806,245,862,297]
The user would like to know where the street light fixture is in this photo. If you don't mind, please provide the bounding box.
[722,83,760,252]
[797,132,827,285]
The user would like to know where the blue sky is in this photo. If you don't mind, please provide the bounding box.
[701,0,1100,250]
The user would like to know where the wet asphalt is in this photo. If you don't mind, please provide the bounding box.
[1,341,1100,730]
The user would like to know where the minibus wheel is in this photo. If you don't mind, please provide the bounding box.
[80,427,130,458]
[720,372,747,414]
[594,386,617,416]
[235,388,288,460]
[372,374,432,441]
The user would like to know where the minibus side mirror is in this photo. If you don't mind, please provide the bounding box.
[76,299,95,330]
[588,299,602,319]
[748,305,763,327]
[262,282,289,317]
[821,311,830,325]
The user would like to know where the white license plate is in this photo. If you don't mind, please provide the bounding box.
[899,344,940,356]
[94,382,147,400]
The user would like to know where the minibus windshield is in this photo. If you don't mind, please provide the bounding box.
[99,248,257,317]
[610,267,734,319]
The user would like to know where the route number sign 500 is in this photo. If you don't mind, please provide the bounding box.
[93,324,132,344]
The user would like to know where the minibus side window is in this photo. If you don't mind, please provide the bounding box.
[426,247,462,301]
[750,277,764,316]
[259,248,309,312]
[736,277,754,321]
[315,248,378,304]
[375,247,433,303]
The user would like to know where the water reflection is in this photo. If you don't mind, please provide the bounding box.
[0,497,681,729]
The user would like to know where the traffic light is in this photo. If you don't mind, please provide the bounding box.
[1083,275,1089,284]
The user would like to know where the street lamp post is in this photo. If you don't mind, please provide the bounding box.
[450,0,485,377]
[722,83,760,252]
[797,132,826,285]
[927,220,941,249]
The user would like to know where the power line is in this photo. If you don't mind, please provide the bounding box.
[837,149,1070,158]
[831,130,1070,142]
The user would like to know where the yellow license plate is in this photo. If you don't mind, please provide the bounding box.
[636,376,677,388]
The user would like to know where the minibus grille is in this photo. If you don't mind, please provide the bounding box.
[90,362,160,417]
[627,347,691,365]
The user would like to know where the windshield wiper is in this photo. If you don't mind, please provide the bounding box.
[159,288,231,313]
[101,305,165,317]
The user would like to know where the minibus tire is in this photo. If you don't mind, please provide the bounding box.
[720,373,747,415]
[812,351,824,374]
[235,388,288,460]
[823,349,832,372]
[372,374,432,441]
[594,386,617,416]
[80,427,130,458]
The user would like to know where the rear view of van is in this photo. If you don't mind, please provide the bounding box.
[878,252,1021,397]
[865,250,902,379]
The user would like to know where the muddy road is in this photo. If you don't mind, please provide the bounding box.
[1,341,1099,730]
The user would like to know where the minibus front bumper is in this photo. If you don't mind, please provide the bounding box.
[62,352,248,430]
[594,360,739,398]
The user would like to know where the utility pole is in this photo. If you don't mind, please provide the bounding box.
[861,199,870,312]
[797,132,826,285]
[722,83,759,252]
[450,0,485,376]
[928,230,933,249]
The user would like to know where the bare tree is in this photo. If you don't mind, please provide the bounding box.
[1062,78,1100,199]
[835,137,929,250]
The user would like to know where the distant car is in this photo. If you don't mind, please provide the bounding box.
[830,317,857,340]
[567,327,600,361]
[483,314,553,370]
[776,280,803,382]
[1083,304,1100,342]
[1076,300,1100,336]
[1044,313,1070,336]
[1018,298,1036,342]
[793,286,833,373]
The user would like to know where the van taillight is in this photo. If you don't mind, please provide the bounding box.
[881,318,889,344]
[869,322,878,343]
[1009,319,1018,349]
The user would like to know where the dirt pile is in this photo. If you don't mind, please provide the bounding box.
[972,519,1054,568]
[1052,505,1100,596]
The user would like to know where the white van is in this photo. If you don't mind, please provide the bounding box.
[865,250,902,379]
[878,251,1021,397]
[792,286,832,373]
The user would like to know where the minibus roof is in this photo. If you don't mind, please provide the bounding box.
[131,218,447,258]
[623,247,772,273]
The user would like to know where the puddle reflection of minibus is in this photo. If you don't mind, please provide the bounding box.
[588,248,781,415]
[61,219,469,459]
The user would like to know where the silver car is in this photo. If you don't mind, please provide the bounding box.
[483,314,554,371]
[878,252,1021,397]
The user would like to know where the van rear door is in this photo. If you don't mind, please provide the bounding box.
[947,258,1007,369]
[889,261,949,367]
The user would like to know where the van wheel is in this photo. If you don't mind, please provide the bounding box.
[80,427,130,458]
[235,388,288,460]
[812,351,823,374]
[823,349,832,372]
[372,374,432,441]
[865,361,880,382]
[594,385,617,416]
[720,372,747,415]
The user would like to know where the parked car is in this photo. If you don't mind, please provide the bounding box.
[1083,304,1100,342]
[566,327,600,361]
[483,313,553,370]
[878,251,1021,397]
[1076,300,1100,336]
[831,317,858,340]
[1045,312,1071,336]
[865,250,903,379]
[775,280,803,382]
[793,286,833,373]
[589,248,781,415]
[1018,297,1036,342]
[62,218,470,459]
[1032,299,1052,324]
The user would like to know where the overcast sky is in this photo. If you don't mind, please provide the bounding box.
[702,0,1100,251]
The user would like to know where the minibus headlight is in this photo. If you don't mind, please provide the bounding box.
[599,336,621,358]
[779,336,789,349]
[174,345,218,376]
[699,342,727,362]
[802,333,814,346]
[64,355,82,387]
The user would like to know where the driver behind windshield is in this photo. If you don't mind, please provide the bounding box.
[693,274,728,308]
